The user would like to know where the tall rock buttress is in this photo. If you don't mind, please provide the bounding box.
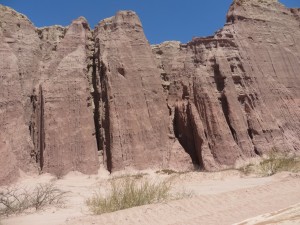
[93,11,192,171]
[38,17,99,176]
[0,5,99,183]
[0,6,41,183]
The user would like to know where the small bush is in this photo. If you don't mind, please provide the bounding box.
[259,154,300,176]
[87,178,174,215]
[0,183,67,216]
[238,152,300,177]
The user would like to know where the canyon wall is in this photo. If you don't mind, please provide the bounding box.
[0,0,299,184]
[152,0,300,169]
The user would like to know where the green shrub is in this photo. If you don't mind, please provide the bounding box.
[87,178,176,215]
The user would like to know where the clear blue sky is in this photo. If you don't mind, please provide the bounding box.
[0,0,299,44]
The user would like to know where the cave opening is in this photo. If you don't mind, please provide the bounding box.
[173,105,201,167]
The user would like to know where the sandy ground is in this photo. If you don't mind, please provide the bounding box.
[1,168,300,225]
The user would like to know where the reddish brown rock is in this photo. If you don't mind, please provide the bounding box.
[93,11,192,172]
[1,0,300,184]
[38,17,99,176]
[0,5,41,184]
[152,0,300,169]
[0,6,99,183]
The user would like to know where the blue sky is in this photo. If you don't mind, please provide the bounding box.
[0,0,299,44]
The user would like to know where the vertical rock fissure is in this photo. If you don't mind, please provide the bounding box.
[91,41,101,152]
[98,59,112,172]
[38,85,45,170]
[246,118,261,156]
[91,38,112,172]
[29,88,38,161]
[220,94,238,144]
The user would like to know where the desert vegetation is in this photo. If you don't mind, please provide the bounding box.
[86,177,192,215]
[239,151,300,176]
[0,183,67,217]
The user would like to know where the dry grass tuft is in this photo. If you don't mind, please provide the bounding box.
[0,183,67,217]
[258,154,300,176]
[239,152,300,177]
[87,177,191,215]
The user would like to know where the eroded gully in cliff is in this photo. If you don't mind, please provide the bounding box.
[91,37,112,172]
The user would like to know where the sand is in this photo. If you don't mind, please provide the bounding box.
[1,168,299,225]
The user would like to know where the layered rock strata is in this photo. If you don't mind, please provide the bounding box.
[0,0,299,184]
[152,0,300,169]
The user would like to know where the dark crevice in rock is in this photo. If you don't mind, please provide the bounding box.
[29,89,38,161]
[174,103,200,166]
[254,146,261,156]
[91,43,101,152]
[99,60,112,172]
[247,119,261,156]
[91,39,112,172]
[29,85,45,170]
[213,63,225,92]
[37,85,45,170]
[220,94,238,144]
[92,40,113,172]
[247,128,254,139]
[117,67,126,77]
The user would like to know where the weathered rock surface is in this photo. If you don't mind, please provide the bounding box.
[38,17,99,176]
[93,11,192,171]
[0,6,41,184]
[152,0,300,169]
[0,0,299,184]
[0,6,99,182]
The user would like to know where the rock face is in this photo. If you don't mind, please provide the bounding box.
[93,11,192,171]
[0,6,99,182]
[0,0,299,184]
[152,0,300,169]
[38,17,99,176]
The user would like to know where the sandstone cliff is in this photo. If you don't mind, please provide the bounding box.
[0,0,299,184]
[152,0,300,169]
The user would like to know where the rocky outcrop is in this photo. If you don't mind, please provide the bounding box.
[0,6,99,182]
[0,0,299,184]
[93,11,192,172]
[0,6,41,184]
[37,17,99,176]
[152,0,300,169]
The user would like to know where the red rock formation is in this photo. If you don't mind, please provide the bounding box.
[93,11,192,172]
[0,6,41,184]
[0,6,99,182]
[39,17,99,176]
[152,0,300,169]
[0,0,300,184]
